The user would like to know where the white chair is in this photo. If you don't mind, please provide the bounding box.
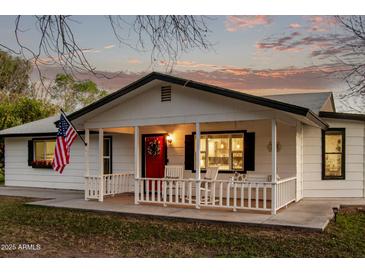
[164,165,184,201]
[164,165,184,179]
[246,171,269,182]
[203,167,219,181]
[230,172,247,183]
[200,167,219,204]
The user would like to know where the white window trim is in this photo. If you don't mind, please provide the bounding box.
[195,132,244,172]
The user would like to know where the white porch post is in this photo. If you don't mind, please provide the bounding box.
[195,122,201,209]
[134,126,140,204]
[271,119,277,214]
[84,128,90,200]
[98,128,104,202]
[295,121,304,201]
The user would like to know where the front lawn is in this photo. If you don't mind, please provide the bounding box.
[0,196,364,257]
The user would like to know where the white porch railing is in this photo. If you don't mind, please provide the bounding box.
[86,174,296,214]
[85,172,134,200]
[135,178,285,212]
[275,176,296,211]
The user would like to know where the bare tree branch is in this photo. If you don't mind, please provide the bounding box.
[334,16,365,100]
[0,15,212,80]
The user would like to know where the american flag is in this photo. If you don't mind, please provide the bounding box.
[52,113,78,173]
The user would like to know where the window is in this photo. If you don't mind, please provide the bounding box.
[195,132,244,171]
[322,128,345,180]
[32,139,56,168]
[103,137,112,175]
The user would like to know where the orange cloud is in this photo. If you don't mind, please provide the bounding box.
[159,60,229,71]
[34,62,346,96]
[176,64,344,94]
[127,58,142,65]
[225,16,272,32]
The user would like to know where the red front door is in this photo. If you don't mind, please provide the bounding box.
[144,135,167,191]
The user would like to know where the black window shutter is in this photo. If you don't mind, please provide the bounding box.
[28,140,34,166]
[244,132,255,171]
[184,135,194,170]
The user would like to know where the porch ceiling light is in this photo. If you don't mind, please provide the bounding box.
[166,134,173,144]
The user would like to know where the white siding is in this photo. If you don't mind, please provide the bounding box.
[303,119,365,197]
[4,133,134,190]
[4,120,296,189]
[110,133,134,173]
[83,84,299,129]
[139,120,296,180]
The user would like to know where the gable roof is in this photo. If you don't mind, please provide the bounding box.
[0,115,59,137]
[265,92,335,114]
[65,71,328,129]
[2,72,339,137]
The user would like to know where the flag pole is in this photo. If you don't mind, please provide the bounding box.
[60,109,88,146]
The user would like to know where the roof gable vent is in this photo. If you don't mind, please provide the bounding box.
[161,86,172,102]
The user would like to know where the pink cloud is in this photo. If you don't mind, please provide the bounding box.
[307,16,337,32]
[225,16,272,32]
[256,32,355,58]
[256,32,304,52]
[289,23,301,29]
[104,44,115,49]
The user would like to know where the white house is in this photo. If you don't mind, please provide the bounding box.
[1,72,365,214]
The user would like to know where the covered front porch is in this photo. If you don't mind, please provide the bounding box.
[83,118,303,215]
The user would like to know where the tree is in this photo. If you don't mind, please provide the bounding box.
[335,16,365,100]
[0,93,57,173]
[0,51,57,174]
[0,16,211,78]
[50,73,107,112]
[0,50,31,94]
[0,94,57,130]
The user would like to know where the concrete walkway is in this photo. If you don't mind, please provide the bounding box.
[1,186,365,231]
[0,186,83,201]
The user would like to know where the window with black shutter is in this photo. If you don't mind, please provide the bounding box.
[185,131,255,172]
[244,132,255,171]
[27,140,34,166]
[184,135,194,170]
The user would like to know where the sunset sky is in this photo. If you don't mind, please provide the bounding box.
[0,15,354,109]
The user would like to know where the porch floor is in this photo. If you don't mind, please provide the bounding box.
[1,186,365,231]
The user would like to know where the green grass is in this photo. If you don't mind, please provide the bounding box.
[0,196,365,257]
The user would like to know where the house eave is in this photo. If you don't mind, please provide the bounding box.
[0,132,57,138]
[55,72,327,130]
[319,111,365,122]
[307,111,329,130]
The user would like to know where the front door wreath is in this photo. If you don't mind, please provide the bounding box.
[147,139,161,156]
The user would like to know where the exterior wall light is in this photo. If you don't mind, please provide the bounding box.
[166,134,173,145]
